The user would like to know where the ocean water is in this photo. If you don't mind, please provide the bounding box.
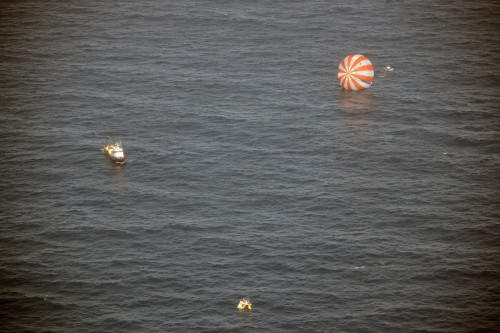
[0,1,499,332]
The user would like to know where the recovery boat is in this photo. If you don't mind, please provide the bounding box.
[103,136,126,164]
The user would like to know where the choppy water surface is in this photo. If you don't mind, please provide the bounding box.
[0,1,499,332]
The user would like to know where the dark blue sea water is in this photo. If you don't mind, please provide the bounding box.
[1,1,499,332]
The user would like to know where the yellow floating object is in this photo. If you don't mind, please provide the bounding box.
[237,298,252,310]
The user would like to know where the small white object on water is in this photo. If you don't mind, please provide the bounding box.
[385,65,394,72]
[237,297,252,310]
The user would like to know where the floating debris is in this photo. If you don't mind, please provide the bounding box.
[385,65,394,72]
[237,297,252,311]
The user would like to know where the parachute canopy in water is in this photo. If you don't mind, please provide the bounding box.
[338,54,374,91]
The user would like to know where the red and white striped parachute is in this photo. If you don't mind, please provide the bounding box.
[338,54,374,91]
